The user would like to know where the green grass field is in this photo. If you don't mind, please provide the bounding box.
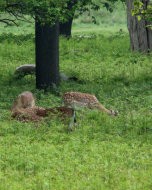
[0,4,152,189]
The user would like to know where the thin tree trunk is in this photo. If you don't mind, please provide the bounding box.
[126,0,152,52]
[35,21,60,89]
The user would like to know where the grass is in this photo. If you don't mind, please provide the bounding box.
[0,8,152,190]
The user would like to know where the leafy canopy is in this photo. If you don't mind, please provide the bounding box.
[0,0,72,24]
[132,0,152,21]
[0,0,125,25]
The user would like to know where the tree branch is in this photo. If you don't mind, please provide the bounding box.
[0,18,18,26]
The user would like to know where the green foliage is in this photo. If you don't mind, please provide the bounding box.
[0,21,152,189]
[0,0,70,25]
[0,0,125,25]
[133,0,152,22]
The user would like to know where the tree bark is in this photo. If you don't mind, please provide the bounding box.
[59,17,74,38]
[59,0,77,38]
[126,0,152,52]
[35,21,60,89]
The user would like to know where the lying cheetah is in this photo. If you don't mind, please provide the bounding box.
[11,91,76,130]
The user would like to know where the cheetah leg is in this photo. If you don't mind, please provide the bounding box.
[68,110,76,131]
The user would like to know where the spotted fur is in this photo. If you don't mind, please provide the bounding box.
[63,92,118,116]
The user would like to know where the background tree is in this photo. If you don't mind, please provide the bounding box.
[59,0,115,38]
[126,0,152,52]
[0,0,69,89]
[59,0,78,37]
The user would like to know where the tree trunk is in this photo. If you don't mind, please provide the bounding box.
[59,0,77,38]
[59,17,74,38]
[126,0,152,52]
[35,21,60,90]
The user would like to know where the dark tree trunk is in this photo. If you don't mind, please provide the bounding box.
[59,0,77,38]
[35,21,60,90]
[59,17,74,37]
[126,0,152,52]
